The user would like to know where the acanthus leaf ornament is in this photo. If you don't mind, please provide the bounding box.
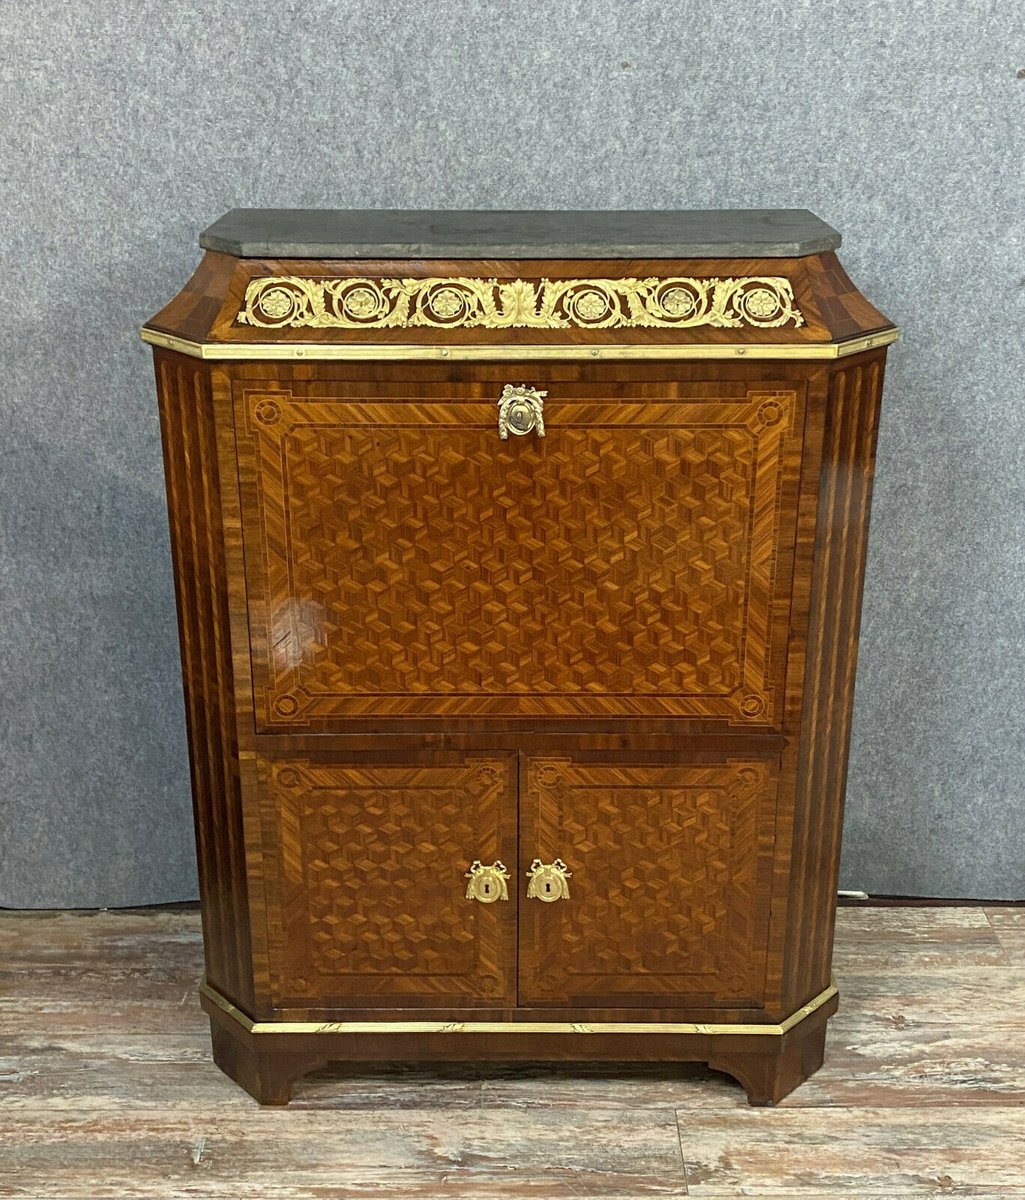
[237,275,804,331]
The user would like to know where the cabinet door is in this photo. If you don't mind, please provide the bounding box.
[519,755,778,1008]
[255,751,518,1010]
[233,371,804,731]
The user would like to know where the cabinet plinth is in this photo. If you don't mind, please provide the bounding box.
[145,208,895,1105]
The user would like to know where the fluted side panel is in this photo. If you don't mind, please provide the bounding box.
[781,352,886,1010]
[155,350,254,1010]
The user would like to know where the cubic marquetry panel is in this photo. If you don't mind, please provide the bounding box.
[234,382,803,727]
[520,756,779,1007]
[256,752,518,1009]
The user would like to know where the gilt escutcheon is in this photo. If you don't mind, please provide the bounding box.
[465,860,511,903]
[525,858,571,902]
[498,384,546,439]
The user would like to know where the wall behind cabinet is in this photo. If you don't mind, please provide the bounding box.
[1,0,1023,905]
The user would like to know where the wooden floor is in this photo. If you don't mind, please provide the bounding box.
[1,906,1024,1198]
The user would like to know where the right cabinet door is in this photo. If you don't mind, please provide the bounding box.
[519,755,779,1008]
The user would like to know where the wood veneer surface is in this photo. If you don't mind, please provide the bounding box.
[233,373,804,729]
[145,251,893,348]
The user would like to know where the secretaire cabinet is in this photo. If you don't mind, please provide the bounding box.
[143,209,897,1104]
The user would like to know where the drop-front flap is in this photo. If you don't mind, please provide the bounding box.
[233,365,805,732]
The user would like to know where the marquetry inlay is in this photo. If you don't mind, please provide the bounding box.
[236,387,801,726]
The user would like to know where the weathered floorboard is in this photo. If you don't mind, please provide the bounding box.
[985,907,1025,966]
[680,1107,1025,1195]
[0,1109,685,1199]
[2,905,1025,1198]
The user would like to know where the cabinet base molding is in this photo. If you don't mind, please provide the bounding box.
[200,980,839,1106]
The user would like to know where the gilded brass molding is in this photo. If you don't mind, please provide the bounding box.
[140,327,899,362]
[199,978,838,1037]
[236,275,805,332]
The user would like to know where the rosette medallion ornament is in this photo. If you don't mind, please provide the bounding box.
[236,275,805,331]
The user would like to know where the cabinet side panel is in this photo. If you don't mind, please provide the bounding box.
[781,351,886,1010]
[155,349,255,1010]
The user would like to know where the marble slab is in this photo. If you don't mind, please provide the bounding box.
[199,208,842,260]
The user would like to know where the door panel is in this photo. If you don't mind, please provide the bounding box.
[519,755,778,1007]
[255,750,518,1009]
[234,373,804,730]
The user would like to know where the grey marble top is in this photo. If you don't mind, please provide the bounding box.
[199,209,841,259]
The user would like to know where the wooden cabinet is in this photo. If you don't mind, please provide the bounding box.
[253,748,777,1013]
[144,209,897,1105]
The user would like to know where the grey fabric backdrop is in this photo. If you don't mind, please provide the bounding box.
[1,0,1023,906]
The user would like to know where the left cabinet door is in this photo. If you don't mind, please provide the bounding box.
[253,751,518,1011]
